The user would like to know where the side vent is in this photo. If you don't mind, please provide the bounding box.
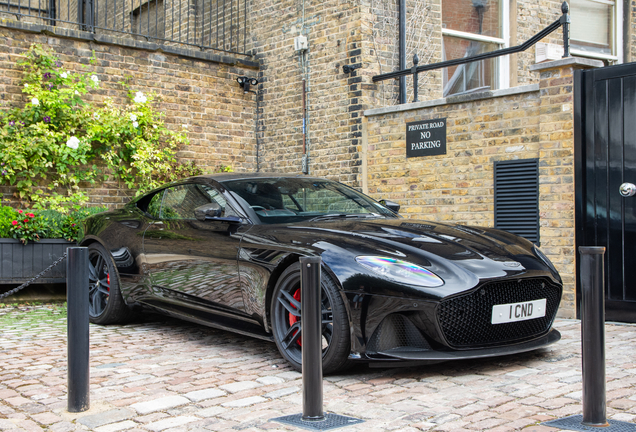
[494,159,540,244]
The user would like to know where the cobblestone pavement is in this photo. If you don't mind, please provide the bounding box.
[1,304,635,432]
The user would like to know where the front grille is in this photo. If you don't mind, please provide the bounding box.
[437,278,561,348]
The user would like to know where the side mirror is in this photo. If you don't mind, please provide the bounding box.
[194,203,222,221]
[380,199,400,214]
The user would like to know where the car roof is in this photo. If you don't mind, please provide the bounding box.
[197,172,325,183]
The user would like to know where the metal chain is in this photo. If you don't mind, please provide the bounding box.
[0,252,68,301]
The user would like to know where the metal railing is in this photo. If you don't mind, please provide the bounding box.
[0,0,249,55]
[373,1,571,103]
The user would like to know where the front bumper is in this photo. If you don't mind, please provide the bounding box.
[368,328,561,361]
[346,276,563,362]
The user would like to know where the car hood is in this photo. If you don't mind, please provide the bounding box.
[240,217,558,299]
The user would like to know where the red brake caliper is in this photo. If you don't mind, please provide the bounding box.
[106,271,111,294]
[288,289,301,346]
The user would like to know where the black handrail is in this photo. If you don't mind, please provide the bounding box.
[373,1,571,102]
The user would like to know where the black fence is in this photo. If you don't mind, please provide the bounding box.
[1,0,248,55]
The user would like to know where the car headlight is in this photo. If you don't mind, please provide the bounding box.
[533,245,558,275]
[355,256,444,287]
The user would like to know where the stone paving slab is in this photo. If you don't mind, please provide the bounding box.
[1,304,636,431]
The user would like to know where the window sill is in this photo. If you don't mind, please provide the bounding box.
[569,48,618,63]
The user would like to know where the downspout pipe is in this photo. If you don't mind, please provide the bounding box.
[399,0,406,104]
[256,82,261,172]
[302,78,308,174]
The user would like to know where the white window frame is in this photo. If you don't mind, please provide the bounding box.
[569,0,623,63]
[441,0,510,93]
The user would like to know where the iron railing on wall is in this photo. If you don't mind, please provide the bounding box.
[373,1,571,103]
[0,0,248,55]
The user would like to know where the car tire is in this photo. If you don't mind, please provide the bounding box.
[271,262,352,374]
[88,243,132,325]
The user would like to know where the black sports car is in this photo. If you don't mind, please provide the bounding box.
[81,173,562,373]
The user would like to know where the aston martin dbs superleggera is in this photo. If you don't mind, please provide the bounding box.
[80,173,562,373]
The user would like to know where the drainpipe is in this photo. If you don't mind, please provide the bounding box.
[302,78,308,174]
[256,80,261,172]
[399,0,406,104]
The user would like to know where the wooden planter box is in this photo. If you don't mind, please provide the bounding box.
[0,239,76,284]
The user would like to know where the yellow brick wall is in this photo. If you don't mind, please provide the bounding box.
[251,0,368,187]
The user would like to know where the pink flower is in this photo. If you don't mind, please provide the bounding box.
[11,220,17,226]
[27,213,34,218]
[18,210,23,214]
[23,219,28,223]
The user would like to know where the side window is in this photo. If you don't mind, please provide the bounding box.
[161,184,213,220]
[147,191,164,219]
[198,184,241,218]
[203,186,228,209]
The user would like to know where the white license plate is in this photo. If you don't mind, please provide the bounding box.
[491,299,547,324]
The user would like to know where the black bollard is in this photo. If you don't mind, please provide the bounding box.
[300,256,325,422]
[578,246,607,427]
[270,256,363,429]
[67,247,90,413]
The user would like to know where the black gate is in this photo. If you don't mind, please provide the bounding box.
[575,62,636,323]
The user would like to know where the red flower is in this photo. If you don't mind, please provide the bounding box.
[27,213,34,218]
[18,209,23,214]
[23,219,28,223]
[18,226,21,229]
[11,220,17,226]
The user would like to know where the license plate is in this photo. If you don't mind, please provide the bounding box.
[491,299,547,324]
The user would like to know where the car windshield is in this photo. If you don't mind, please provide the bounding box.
[222,177,398,224]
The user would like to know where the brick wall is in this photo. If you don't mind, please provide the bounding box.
[250,0,368,186]
[365,89,541,223]
[363,58,602,318]
[0,24,257,208]
[248,0,627,190]
[515,0,565,85]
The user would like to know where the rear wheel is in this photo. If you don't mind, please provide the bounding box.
[271,262,352,374]
[88,243,132,324]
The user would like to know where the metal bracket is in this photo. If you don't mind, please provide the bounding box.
[302,154,309,174]
[343,64,361,74]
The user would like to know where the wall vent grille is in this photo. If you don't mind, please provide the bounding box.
[494,159,540,244]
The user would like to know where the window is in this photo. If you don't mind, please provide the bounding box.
[131,0,166,39]
[570,0,622,62]
[223,178,397,225]
[442,0,508,96]
[147,191,164,219]
[198,184,241,219]
[161,184,213,220]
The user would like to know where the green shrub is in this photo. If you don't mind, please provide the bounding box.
[0,206,15,237]
[0,44,201,211]
[0,205,106,243]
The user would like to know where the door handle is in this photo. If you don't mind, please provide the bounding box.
[620,182,636,197]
